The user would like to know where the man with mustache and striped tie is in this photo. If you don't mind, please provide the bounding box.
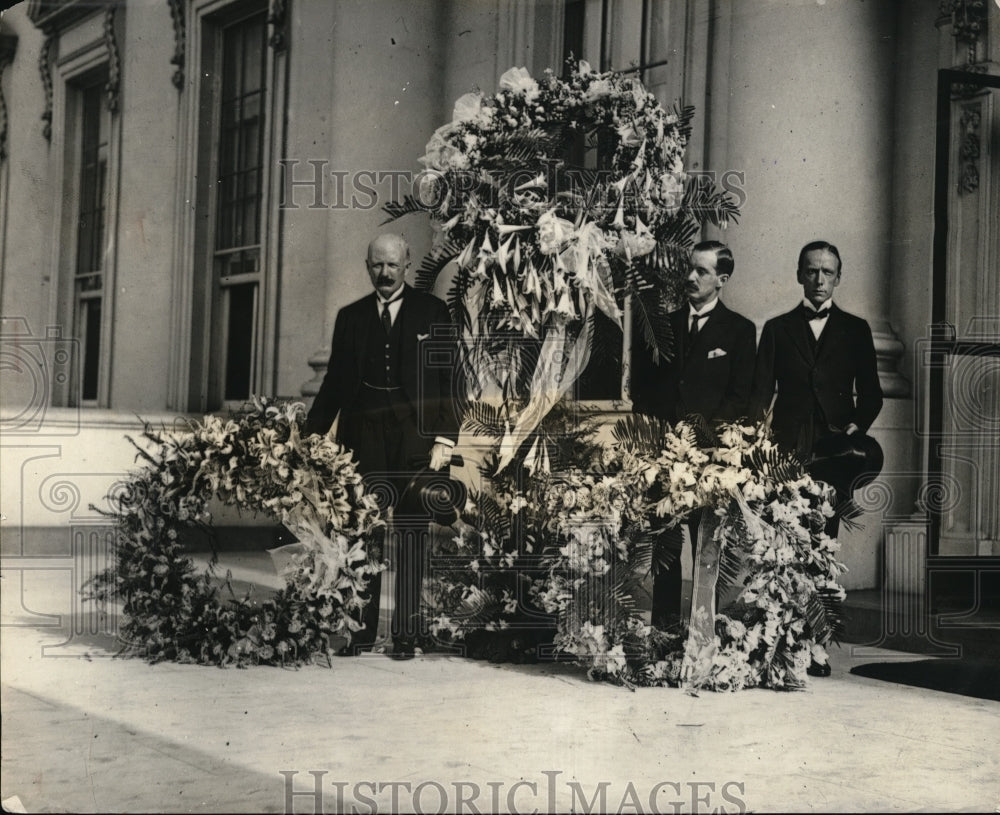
[306,233,458,659]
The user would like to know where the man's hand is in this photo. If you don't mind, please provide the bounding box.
[428,442,453,471]
[844,423,859,436]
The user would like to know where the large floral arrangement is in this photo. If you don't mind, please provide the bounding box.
[386,62,737,469]
[426,412,846,692]
[85,397,383,667]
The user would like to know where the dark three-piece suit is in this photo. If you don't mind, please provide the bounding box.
[631,300,757,626]
[306,284,458,643]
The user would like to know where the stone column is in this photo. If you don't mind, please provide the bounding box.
[708,0,908,397]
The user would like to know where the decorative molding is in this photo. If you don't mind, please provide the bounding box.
[39,34,54,142]
[948,0,988,45]
[938,0,989,64]
[267,0,288,52]
[27,0,98,33]
[103,5,121,113]
[958,101,981,194]
[167,0,186,89]
[0,33,16,163]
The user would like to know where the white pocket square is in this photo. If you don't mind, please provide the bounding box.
[707,348,727,359]
[417,333,430,341]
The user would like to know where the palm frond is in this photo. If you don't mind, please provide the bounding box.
[611,412,670,458]
[475,491,512,541]
[806,587,845,646]
[834,496,864,534]
[414,240,463,291]
[715,543,746,599]
[381,194,428,224]
[632,289,674,361]
[461,401,503,439]
[681,173,741,228]
[683,412,719,450]
[746,445,806,486]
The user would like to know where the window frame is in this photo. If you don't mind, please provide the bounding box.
[45,11,122,409]
[172,0,287,413]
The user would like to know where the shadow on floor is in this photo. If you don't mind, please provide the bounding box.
[850,658,1000,702]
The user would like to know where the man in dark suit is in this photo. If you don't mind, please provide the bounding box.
[306,233,458,658]
[631,240,757,627]
[751,240,883,676]
[751,240,882,476]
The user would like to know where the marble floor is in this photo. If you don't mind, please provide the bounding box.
[2,567,998,813]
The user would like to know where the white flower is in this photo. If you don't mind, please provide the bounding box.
[615,229,657,259]
[536,209,574,255]
[658,171,685,214]
[583,77,614,102]
[452,91,484,123]
[498,66,539,100]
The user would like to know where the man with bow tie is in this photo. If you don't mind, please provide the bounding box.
[751,240,882,466]
[306,233,458,658]
[750,240,883,677]
[631,240,756,628]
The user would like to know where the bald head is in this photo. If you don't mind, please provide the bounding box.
[366,233,410,299]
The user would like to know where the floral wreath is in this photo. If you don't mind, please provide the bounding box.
[385,62,738,470]
[86,397,383,667]
[426,412,848,692]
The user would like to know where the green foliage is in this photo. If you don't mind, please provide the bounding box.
[83,398,382,668]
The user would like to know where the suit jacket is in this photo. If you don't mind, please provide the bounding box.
[305,285,458,445]
[631,300,757,424]
[751,302,883,455]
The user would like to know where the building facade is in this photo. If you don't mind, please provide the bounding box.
[1,0,998,605]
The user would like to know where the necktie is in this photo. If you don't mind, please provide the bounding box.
[381,303,392,334]
[803,305,829,322]
[689,312,708,340]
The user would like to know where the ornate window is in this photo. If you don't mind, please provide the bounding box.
[71,78,111,404]
[211,10,268,404]
[177,0,287,412]
[29,2,122,408]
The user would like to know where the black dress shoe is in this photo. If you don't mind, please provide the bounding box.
[391,639,415,660]
[807,660,832,677]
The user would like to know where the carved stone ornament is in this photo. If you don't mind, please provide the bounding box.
[39,33,54,142]
[0,33,17,162]
[938,0,989,65]
[103,5,121,113]
[27,0,121,141]
[167,0,186,90]
[958,102,982,194]
[268,0,288,52]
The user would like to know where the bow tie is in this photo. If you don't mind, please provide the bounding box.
[802,305,830,321]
